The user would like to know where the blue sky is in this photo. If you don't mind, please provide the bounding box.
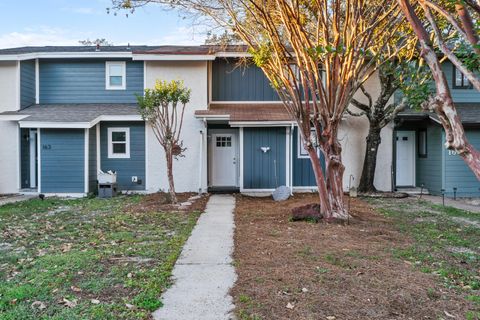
[0,0,208,48]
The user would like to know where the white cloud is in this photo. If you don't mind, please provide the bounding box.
[0,27,85,49]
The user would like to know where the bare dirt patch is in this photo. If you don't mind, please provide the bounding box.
[125,192,209,214]
[232,193,474,320]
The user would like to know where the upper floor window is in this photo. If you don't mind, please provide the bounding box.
[298,128,318,159]
[106,61,126,90]
[108,128,130,158]
[453,66,471,89]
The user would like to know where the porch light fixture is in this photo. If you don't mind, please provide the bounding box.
[260,146,270,153]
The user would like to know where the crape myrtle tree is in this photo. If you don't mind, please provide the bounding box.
[137,80,191,204]
[112,0,408,220]
[351,60,432,193]
[397,0,480,179]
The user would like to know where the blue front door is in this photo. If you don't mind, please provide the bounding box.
[243,127,286,189]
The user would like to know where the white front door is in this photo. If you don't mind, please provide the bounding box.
[396,131,415,186]
[211,133,237,187]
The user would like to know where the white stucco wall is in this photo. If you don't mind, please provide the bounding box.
[0,61,18,112]
[0,61,20,193]
[340,72,393,192]
[145,61,208,193]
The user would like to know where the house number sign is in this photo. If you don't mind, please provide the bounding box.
[42,144,52,150]
[448,150,458,156]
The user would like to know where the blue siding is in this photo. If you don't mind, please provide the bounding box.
[39,59,143,104]
[394,61,480,104]
[40,129,85,193]
[444,130,480,197]
[100,121,145,191]
[243,127,286,189]
[20,60,36,108]
[292,127,325,186]
[416,126,444,195]
[442,62,480,103]
[212,59,279,101]
[89,127,97,193]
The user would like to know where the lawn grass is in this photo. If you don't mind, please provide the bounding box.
[0,195,201,319]
[367,197,480,319]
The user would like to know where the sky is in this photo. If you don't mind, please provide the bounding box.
[0,0,209,49]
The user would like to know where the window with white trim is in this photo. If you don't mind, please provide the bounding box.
[108,128,130,158]
[106,61,126,90]
[453,66,471,89]
[298,129,318,158]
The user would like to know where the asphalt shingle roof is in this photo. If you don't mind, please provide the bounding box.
[0,46,159,55]
[397,103,480,124]
[195,103,292,121]
[135,45,249,55]
[0,104,140,123]
[0,45,249,56]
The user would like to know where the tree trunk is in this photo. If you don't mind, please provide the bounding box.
[358,125,382,193]
[164,146,178,204]
[319,136,348,220]
[397,0,480,181]
[306,147,331,217]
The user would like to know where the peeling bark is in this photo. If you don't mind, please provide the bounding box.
[306,147,331,217]
[398,0,480,181]
[321,135,348,220]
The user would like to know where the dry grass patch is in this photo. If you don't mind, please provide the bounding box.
[232,194,478,320]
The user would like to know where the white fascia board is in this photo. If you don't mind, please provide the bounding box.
[89,115,143,126]
[0,115,30,121]
[19,121,91,128]
[0,52,133,61]
[18,115,143,129]
[210,101,281,104]
[229,121,295,127]
[215,52,252,58]
[193,114,230,121]
[429,115,442,124]
[132,54,216,61]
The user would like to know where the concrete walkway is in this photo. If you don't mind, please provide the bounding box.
[417,194,480,213]
[0,194,36,206]
[153,195,237,320]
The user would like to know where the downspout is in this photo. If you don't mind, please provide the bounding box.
[198,118,207,194]
[198,129,203,194]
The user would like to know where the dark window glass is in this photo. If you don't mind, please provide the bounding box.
[418,130,427,158]
[112,131,126,142]
[113,143,126,154]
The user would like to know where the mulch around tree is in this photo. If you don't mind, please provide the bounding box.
[232,193,474,320]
